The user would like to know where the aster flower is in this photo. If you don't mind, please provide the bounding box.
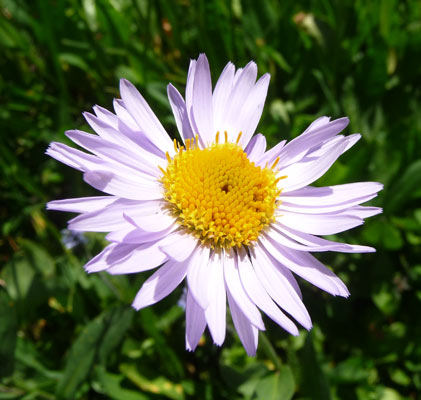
[47,54,382,356]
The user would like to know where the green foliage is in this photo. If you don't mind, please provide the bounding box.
[1,0,420,399]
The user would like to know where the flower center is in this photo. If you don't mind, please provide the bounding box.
[160,133,283,249]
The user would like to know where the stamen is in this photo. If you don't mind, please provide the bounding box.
[224,131,228,143]
[166,152,171,163]
[173,138,178,152]
[274,175,287,184]
[215,131,220,144]
[271,157,280,169]
[236,131,243,145]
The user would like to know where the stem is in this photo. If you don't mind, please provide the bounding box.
[259,331,283,371]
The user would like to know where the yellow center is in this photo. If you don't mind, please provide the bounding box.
[160,134,283,249]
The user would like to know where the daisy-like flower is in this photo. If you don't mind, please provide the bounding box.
[47,54,382,356]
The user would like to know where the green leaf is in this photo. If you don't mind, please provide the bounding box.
[255,367,295,400]
[389,368,411,386]
[330,357,374,384]
[82,0,98,31]
[361,219,403,250]
[58,53,91,73]
[372,283,400,316]
[1,256,34,301]
[19,239,55,277]
[232,363,269,398]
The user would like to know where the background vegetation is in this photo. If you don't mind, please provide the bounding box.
[1,0,421,399]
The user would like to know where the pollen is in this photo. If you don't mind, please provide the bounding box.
[160,134,283,249]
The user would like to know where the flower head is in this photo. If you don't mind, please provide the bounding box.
[47,54,382,355]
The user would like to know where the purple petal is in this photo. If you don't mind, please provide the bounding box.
[278,211,364,235]
[237,250,299,335]
[204,252,226,345]
[302,116,331,134]
[192,54,214,145]
[261,236,349,297]
[244,133,267,161]
[279,194,378,214]
[167,83,195,142]
[342,133,361,153]
[257,139,287,167]
[132,259,188,310]
[274,118,349,170]
[273,225,376,253]
[251,246,312,329]
[123,208,175,232]
[85,111,144,153]
[106,224,176,244]
[46,142,103,172]
[113,98,139,131]
[119,79,174,155]
[68,199,164,232]
[47,142,151,181]
[111,102,167,157]
[185,290,207,351]
[263,227,347,252]
[65,129,161,178]
[185,59,197,111]
[83,170,163,200]
[282,182,383,206]
[84,241,166,274]
[237,73,270,148]
[47,196,116,213]
[186,246,211,309]
[92,105,118,128]
[227,291,259,356]
[86,110,167,161]
[106,240,168,275]
[212,62,235,135]
[223,251,265,330]
[343,206,383,219]
[279,137,348,192]
[307,133,358,159]
[222,61,258,142]
[159,230,198,262]
[84,243,119,272]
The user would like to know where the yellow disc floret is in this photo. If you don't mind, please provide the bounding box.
[160,134,283,249]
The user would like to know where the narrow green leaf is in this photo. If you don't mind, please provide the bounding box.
[56,314,105,399]
[298,332,331,400]
[0,290,17,377]
[56,306,133,399]
[98,306,134,364]
[120,364,185,400]
[386,160,421,214]
[94,366,149,400]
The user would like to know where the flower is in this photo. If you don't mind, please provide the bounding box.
[47,54,382,356]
